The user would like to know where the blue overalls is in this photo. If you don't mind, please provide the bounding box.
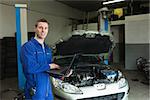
[21,38,54,100]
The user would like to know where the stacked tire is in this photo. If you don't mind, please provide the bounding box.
[0,39,4,79]
[1,37,17,78]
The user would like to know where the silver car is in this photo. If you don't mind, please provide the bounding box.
[49,30,129,100]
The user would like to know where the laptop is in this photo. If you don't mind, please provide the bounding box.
[46,54,78,78]
[46,66,68,77]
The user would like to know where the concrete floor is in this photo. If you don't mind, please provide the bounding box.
[0,69,149,100]
[123,70,149,100]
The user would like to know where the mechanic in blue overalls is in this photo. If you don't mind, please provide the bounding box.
[21,18,60,100]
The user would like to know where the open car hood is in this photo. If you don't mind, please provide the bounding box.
[49,31,125,88]
[54,30,113,56]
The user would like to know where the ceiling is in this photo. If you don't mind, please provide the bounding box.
[57,0,149,13]
[57,0,149,23]
[57,0,129,12]
[57,0,105,12]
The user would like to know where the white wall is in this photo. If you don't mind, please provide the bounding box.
[0,1,84,45]
[125,14,150,70]
[0,3,16,38]
[77,23,98,31]
[125,14,150,44]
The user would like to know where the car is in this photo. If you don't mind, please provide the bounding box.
[49,30,129,100]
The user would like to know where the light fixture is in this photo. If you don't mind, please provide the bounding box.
[103,0,125,5]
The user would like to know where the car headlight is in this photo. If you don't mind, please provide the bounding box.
[52,78,83,94]
[118,70,123,79]
[118,78,127,89]
[117,71,128,89]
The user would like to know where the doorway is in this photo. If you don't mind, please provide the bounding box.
[111,25,125,66]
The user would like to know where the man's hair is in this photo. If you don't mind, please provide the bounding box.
[35,18,49,27]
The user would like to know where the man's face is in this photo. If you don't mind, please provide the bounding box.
[35,22,49,39]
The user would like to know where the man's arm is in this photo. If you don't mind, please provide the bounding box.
[21,43,50,74]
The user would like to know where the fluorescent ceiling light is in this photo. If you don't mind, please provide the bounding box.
[103,0,125,5]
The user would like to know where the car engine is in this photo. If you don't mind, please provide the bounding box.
[63,64,119,87]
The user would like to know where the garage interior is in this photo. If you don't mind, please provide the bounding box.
[0,0,149,100]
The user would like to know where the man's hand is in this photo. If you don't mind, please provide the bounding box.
[49,63,60,69]
[65,69,73,77]
[61,69,73,80]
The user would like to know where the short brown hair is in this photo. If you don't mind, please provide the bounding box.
[35,18,49,27]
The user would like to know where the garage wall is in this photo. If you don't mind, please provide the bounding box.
[0,3,16,38]
[0,1,84,45]
[77,23,98,31]
[125,14,150,70]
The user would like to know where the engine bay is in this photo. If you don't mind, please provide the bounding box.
[63,64,119,87]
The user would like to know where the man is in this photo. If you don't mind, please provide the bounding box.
[21,18,60,100]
